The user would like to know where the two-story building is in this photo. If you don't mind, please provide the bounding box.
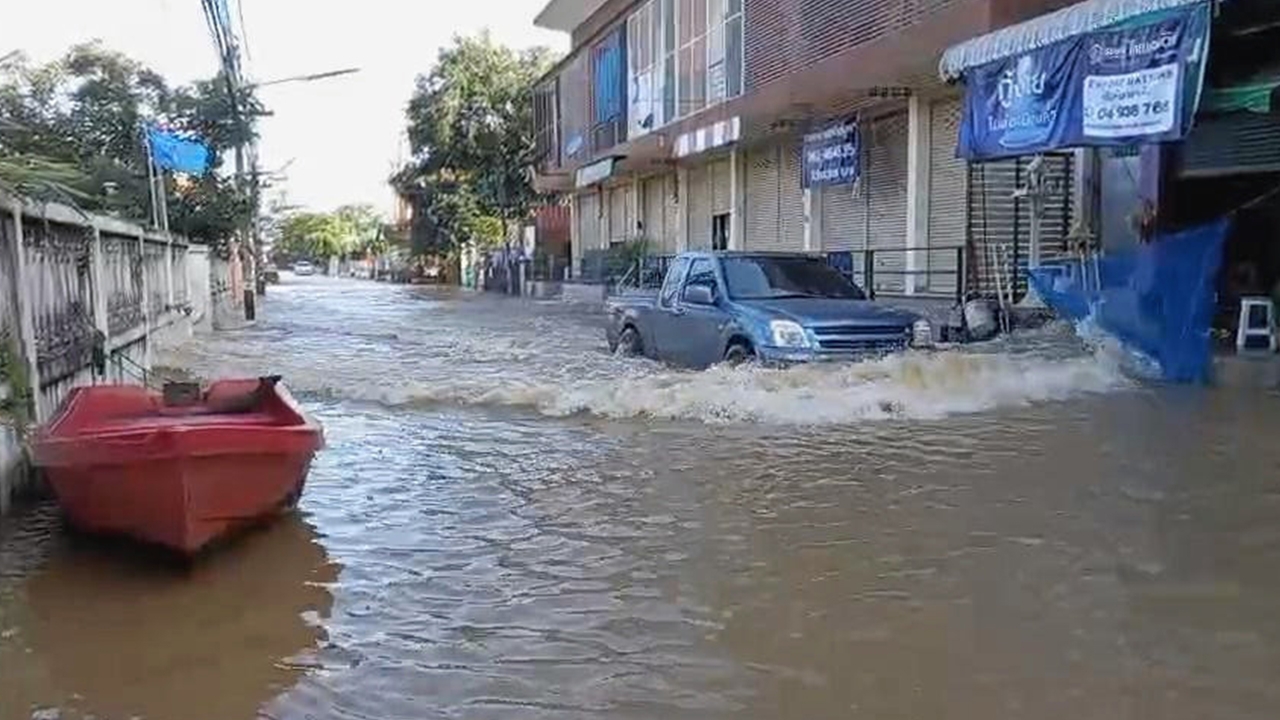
[531,0,1085,300]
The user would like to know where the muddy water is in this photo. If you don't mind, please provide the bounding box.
[3,278,1280,720]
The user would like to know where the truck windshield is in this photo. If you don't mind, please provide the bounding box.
[722,256,866,300]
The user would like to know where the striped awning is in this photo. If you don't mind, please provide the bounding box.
[939,0,1210,81]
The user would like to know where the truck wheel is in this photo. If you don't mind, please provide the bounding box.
[723,342,756,366]
[617,326,643,357]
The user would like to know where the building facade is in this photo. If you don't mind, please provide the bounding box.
[531,0,1085,299]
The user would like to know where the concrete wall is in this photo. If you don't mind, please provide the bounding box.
[0,191,206,517]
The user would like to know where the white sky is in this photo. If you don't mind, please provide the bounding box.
[10,0,567,216]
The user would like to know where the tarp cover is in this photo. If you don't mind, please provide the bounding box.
[147,126,211,175]
[1029,218,1231,383]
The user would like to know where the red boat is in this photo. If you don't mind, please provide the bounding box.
[31,377,324,555]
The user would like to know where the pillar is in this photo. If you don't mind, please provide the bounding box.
[905,95,932,295]
[6,201,43,422]
[729,147,745,250]
[677,166,690,252]
[90,226,109,338]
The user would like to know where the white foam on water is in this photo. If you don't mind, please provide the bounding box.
[157,320,1130,426]
[371,349,1129,425]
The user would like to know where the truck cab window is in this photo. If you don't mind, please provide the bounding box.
[659,257,691,308]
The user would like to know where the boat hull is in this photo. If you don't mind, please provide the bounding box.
[46,452,313,554]
[32,380,323,555]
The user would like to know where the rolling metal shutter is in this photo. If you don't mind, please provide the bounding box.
[745,145,780,250]
[866,113,909,294]
[778,142,805,251]
[642,176,665,249]
[663,174,680,251]
[1181,112,1280,177]
[687,164,712,250]
[820,181,867,252]
[967,153,1074,301]
[926,98,967,297]
[711,159,732,215]
[608,185,629,242]
[577,192,601,253]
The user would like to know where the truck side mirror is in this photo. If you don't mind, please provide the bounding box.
[683,283,716,305]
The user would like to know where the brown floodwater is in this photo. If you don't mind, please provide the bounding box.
[2,278,1279,720]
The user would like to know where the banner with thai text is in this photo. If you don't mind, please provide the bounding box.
[958,4,1210,160]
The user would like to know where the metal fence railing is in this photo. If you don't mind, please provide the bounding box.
[825,247,967,304]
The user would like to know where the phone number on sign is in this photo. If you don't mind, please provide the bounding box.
[1084,99,1172,122]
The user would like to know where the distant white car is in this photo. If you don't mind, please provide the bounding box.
[292,261,315,276]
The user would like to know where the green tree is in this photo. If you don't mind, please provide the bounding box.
[277,212,349,261]
[0,42,263,255]
[334,204,386,256]
[394,33,556,256]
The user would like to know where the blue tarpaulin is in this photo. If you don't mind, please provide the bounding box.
[146,126,211,175]
[1028,218,1231,383]
[957,2,1210,159]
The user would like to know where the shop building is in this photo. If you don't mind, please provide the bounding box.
[530,0,1081,300]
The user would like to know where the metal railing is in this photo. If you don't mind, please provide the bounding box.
[825,247,967,304]
[572,248,967,302]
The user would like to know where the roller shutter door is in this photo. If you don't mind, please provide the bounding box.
[926,98,967,297]
[967,153,1074,301]
[711,159,732,215]
[687,164,712,250]
[1182,112,1280,177]
[608,185,630,242]
[745,145,780,250]
[866,113,909,294]
[663,174,681,251]
[778,142,805,251]
[820,182,867,252]
[642,177,666,250]
[576,192,601,254]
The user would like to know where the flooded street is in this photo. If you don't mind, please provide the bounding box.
[3,277,1280,720]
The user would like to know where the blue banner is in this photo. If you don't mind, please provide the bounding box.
[958,4,1210,160]
[146,126,211,175]
[802,119,860,188]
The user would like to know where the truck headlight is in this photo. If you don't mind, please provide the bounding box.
[769,320,809,348]
[911,319,934,348]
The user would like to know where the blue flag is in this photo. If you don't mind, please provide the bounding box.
[146,126,211,175]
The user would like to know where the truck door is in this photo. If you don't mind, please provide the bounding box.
[652,257,690,359]
[678,257,732,368]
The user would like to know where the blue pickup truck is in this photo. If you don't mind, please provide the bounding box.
[605,252,931,368]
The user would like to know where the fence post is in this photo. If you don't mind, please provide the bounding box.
[90,225,109,340]
[955,246,966,306]
[864,249,876,301]
[7,202,43,422]
[165,233,174,313]
[138,230,151,372]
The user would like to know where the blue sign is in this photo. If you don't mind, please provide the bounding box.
[802,119,860,188]
[958,4,1210,160]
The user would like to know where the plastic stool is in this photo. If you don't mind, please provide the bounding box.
[1237,296,1277,353]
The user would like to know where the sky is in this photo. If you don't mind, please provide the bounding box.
[12,0,567,216]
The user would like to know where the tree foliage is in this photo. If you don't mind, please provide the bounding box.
[274,205,388,262]
[393,33,556,256]
[0,42,263,253]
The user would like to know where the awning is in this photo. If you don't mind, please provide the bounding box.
[939,0,1209,81]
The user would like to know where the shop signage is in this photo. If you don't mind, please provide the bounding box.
[575,157,616,188]
[801,119,860,188]
[958,4,1209,160]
